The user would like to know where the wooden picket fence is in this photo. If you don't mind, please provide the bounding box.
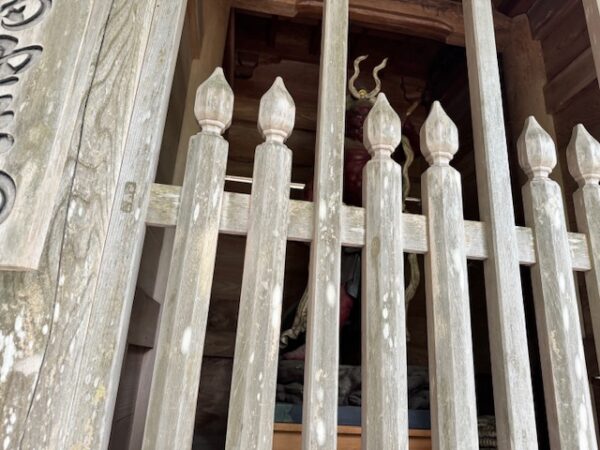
[137,66,600,449]
[138,2,600,450]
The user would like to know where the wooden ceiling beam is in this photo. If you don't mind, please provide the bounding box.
[233,0,512,47]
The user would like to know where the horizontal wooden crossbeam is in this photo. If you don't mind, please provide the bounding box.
[232,0,512,47]
[147,183,591,271]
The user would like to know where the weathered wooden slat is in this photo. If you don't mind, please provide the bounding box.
[420,102,479,450]
[361,94,407,450]
[462,1,539,448]
[0,0,114,270]
[146,185,592,271]
[519,118,598,449]
[302,1,348,448]
[142,69,233,449]
[582,0,600,89]
[569,125,600,367]
[225,78,294,450]
[57,1,188,447]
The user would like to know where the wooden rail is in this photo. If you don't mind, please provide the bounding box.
[146,184,592,272]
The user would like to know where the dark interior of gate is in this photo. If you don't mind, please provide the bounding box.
[108,1,600,448]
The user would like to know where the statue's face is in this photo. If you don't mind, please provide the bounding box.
[345,99,373,143]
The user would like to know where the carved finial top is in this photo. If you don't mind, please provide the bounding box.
[567,124,600,186]
[517,116,557,179]
[363,93,401,157]
[194,67,234,135]
[420,101,458,166]
[258,77,295,143]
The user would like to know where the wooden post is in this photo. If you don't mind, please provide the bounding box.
[420,102,479,450]
[172,0,233,184]
[462,1,538,447]
[302,0,348,449]
[582,0,600,89]
[569,125,600,367]
[519,117,598,450]
[361,94,407,450]
[225,78,295,450]
[142,68,233,450]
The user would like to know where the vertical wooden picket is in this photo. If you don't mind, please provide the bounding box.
[519,117,598,450]
[142,68,233,450]
[225,78,295,450]
[569,125,600,367]
[302,0,349,449]
[361,94,407,450]
[420,102,479,450]
[462,1,538,448]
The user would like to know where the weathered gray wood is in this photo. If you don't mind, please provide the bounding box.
[583,0,600,90]
[302,1,348,448]
[0,0,169,447]
[462,1,539,448]
[420,102,479,450]
[569,125,600,367]
[57,1,187,447]
[172,0,233,185]
[146,185,592,271]
[361,94,407,450]
[519,117,598,449]
[0,0,115,270]
[225,78,295,450]
[142,69,233,450]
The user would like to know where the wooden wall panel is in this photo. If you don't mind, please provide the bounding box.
[0,0,186,447]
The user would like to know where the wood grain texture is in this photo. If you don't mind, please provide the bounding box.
[569,126,600,368]
[225,78,294,450]
[462,1,539,448]
[232,0,511,47]
[143,69,234,450]
[147,185,592,271]
[519,118,598,449]
[0,0,114,270]
[57,1,187,448]
[420,102,478,450]
[0,0,165,447]
[361,94,407,450]
[302,1,348,448]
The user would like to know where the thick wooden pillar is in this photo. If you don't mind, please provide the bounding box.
[302,0,349,448]
[462,1,538,448]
